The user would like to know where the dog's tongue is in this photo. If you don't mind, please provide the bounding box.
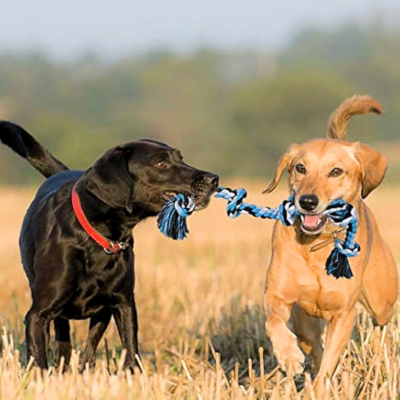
[303,214,321,227]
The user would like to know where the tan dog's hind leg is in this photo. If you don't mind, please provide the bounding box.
[290,304,324,373]
[359,241,398,357]
[264,296,305,375]
[313,308,356,392]
[360,242,398,327]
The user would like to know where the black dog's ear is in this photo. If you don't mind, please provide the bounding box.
[85,147,134,213]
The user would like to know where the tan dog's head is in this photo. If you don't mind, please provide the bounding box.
[264,95,387,235]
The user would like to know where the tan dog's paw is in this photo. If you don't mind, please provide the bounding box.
[274,343,305,375]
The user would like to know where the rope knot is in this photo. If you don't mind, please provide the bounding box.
[334,240,360,256]
[215,187,247,218]
[157,194,195,240]
[174,194,195,217]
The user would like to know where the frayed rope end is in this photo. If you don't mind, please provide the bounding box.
[157,194,195,240]
[325,248,354,279]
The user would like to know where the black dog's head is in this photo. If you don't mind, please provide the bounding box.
[84,140,219,215]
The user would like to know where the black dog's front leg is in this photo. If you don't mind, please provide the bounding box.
[25,308,49,369]
[79,307,112,371]
[53,317,72,371]
[112,297,139,371]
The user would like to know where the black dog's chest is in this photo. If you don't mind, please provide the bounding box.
[58,253,134,320]
[60,283,117,319]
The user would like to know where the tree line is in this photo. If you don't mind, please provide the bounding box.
[0,21,399,184]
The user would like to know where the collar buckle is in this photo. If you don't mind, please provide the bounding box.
[310,228,346,252]
[104,241,129,255]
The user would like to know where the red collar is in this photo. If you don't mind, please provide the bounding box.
[71,183,129,254]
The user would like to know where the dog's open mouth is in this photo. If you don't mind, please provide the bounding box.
[161,192,210,210]
[300,214,328,235]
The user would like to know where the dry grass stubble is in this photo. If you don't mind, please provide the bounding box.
[0,181,399,399]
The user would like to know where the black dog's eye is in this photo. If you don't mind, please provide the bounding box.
[295,164,306,174]
[329,167,344,177]
[155,160,170,170]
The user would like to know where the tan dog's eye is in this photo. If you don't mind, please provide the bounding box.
[155,160,170,170]
[329,167,343,177]
[294,164,306,174]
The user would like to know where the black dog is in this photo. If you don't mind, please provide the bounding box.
[0,121,218,370]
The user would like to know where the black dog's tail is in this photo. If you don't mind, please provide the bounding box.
[0,121,68,178]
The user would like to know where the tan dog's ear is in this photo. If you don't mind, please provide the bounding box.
[262,145,298,194]
[354,143,387,198]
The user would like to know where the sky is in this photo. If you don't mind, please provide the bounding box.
[0,0,399,58]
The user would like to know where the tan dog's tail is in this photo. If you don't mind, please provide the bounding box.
[327,95,383,140]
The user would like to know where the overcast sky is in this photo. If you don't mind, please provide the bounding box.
[0,0,398,58]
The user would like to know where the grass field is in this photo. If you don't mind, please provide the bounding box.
[0,181,399,399]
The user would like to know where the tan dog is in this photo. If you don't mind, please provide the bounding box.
[263,95,398,389]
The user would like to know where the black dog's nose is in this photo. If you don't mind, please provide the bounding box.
[204,173,219,187]
[299,194,319,211]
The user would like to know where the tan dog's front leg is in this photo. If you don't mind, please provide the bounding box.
[264,295,305,375]
[313,308,356,391]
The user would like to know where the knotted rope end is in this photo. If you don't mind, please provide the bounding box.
[325,239,360,279]
[157,194,195,240]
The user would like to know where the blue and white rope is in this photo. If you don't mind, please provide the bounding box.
[215,187,298,226]
[157,194,195,240]
[157,187,360,279]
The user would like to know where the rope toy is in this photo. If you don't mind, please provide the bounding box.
[157,193,195,240]
[157,187,360,279]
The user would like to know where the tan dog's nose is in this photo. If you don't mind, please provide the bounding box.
[299,195,319,211]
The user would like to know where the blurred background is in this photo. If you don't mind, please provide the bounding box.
[0,0,399,183]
